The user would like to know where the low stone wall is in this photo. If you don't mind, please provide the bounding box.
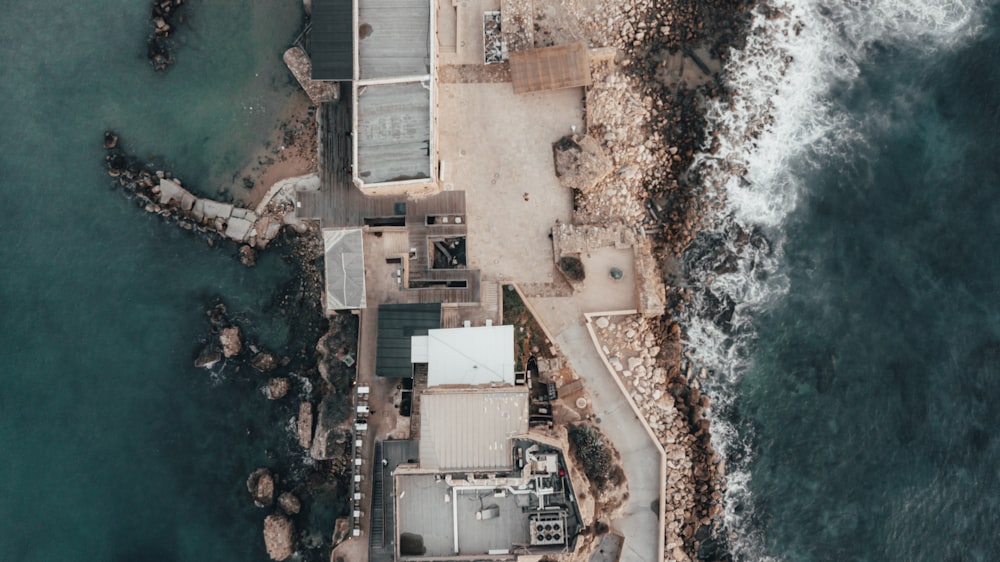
[551,222,666,316]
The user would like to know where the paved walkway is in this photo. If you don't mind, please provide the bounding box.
[528,302,661,562]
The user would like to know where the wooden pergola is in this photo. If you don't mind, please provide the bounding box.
[509,42,592,94]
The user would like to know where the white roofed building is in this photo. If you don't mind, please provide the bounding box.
[410,324,515,387]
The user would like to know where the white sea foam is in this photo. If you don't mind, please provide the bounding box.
[683,0,988,558]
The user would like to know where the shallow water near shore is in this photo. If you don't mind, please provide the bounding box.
[687,0,1000,560]
[0,1,310,560]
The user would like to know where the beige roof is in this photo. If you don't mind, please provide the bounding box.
[509,42,592,94]
[418,387,528,471]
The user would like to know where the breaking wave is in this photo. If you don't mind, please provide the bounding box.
[680,0,989,558]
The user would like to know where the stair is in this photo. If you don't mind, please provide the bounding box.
[483,280,499,313]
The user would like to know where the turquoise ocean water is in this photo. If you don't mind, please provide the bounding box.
[0,2,309,560]
[686,0,1000,560]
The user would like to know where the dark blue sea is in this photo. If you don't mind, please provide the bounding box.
[687,0,1000,560]
[0,2,320,560]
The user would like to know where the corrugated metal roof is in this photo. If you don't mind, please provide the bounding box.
[310,0,353,80]
[425,325,515,387]
[509,42,592,94]
[419,387,528,471]
[323,228,366,310]
[376,303,441,378]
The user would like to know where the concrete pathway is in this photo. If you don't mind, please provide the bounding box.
[528,303,661,562]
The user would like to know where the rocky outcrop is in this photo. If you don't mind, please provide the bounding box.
[247,468,276,508]
[220,326,242,358]
[552,134,613,193]
[265,377,290,400]
[310,396,351,460]
[283,47,339,105]
[277,492,301,515]
[263,514,296,560]
[297,401,314,449]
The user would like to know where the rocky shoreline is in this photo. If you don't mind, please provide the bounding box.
[104,125,358,559]
[565,0,758,558]
[190,244,359,561]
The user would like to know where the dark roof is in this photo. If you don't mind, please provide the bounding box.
[376,303,441,378]
[310,0,353,80]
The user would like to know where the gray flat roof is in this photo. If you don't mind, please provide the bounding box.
[455,490,531,553]
[419,387,528,471]
[357,82,431,184]
[396,474,456,557]
[358,0,431,79]
[396,475,533,557]
[310,0,354,80]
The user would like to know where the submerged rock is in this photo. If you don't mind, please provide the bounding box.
[194,344,222,369]
[247,468,275,507]
[263,513,296,560]
[240,244,258,267]
[277,492,301,515]
[251,351,278,372]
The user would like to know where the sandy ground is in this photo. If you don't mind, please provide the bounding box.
[232,90,318,208]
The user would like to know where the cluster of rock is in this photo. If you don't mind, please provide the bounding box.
[593,315,726,561]
[195,303,292,400]
[147,0,185,71]
[247,468,301,560]
[617,0,756,260]
[103,132,297,254]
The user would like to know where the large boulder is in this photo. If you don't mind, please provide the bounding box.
[552,134,613,193]
[247,468,275,507]
[263,514,296,560]
[220,326,242,358]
